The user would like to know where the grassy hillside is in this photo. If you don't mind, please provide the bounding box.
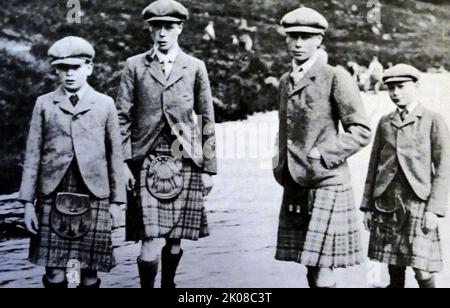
[0,0,449,194]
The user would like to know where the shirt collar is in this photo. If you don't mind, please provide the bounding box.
[292,51,318,75]
[155,46,180,64]
[63,84,88,101]
[398,100,419,115]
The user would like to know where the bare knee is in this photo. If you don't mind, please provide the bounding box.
[81,269,98,286]
[315,268,336,288]
[165,239,182,254]
[414,269,432,281]
[140,239,160,262]
[45,268,66,283]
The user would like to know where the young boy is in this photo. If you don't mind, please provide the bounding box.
[19,36,125,288]
[273,7,371,288]
[361,64,450,288]
[116,0,216,288]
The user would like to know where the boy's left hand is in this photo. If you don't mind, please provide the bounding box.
[202,173,214,197]
[422,212,439,234]
[110,203,124,229]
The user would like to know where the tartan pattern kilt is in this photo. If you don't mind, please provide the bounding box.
[29,161,115,272]
[126,134,209,241]
[276,177,363,268]
[368,172,443,273]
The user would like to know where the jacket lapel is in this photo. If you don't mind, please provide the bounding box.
[289,61,322,97]
[144,49,167,86]
[391,103,424,129]
[390,111,403,129]
[53,87,74,114]
[165,51,188,89]
[74,85,95,115]
[402,103,424,127]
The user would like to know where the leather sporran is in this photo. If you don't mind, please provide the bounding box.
[50,193,92,240]
[146,155,183,200]
[372,197,408,240]
[283,185,314,230]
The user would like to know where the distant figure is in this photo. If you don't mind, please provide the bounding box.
[202,20,216,41]
[347,61,360,82]
[368,56,384,93]
[238,18,249,30]
[238,18,257,33]
[358,66,371,92]
[237,18,256,52]
[239,33,253,52]
[437,65,448,73]
[264,76,279,88]
[231,35,239,46]
[371,25,381,36]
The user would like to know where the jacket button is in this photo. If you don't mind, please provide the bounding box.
[288,140,293,145]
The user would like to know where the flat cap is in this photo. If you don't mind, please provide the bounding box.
[281,7,328,34]
[383,64,421,84]
[142,0,189,23]
[48,36,95,66]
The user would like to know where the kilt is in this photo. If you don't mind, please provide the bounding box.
[368,171,443,273]
[29,161,115,272]
[126,133,209,241]
[275,176,363,268]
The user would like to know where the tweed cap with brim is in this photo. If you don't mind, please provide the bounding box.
[383,64,421,84]
[281,7,328,35]
[48,36,95,66]
[142,0,189,23]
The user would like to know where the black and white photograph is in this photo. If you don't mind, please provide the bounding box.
[1,0,450,292]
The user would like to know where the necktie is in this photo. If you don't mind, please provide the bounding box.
[69,94,79,107]
[400,109,409,122]
[161,60,172,79]
[291,68,305,85]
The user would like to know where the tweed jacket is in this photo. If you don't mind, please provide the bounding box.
[273,60,371,188]
[19,85,126,203]
[116,49,217,174]
[361,104,450,217]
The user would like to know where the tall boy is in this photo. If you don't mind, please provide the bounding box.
[273,7,371,288]
[116,0,217,288]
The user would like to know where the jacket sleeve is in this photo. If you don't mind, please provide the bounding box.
[106,98,127,204]
[116,59,135,162]
[427,114,450,217]
[18,98,44,203]
[360,120,384,212]
[316,68,372,169]
[194,61,217,175]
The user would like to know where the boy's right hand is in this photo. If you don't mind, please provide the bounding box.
[363,212,372,232]
[24,202,39,235]
[124,163,136,191]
